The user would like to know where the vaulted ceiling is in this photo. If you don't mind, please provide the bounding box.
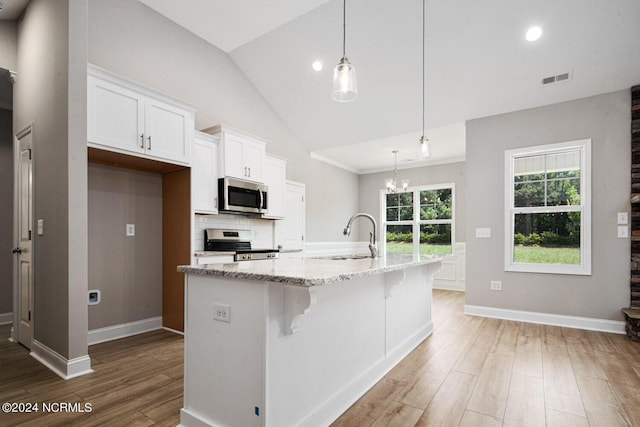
[6,0,640,173]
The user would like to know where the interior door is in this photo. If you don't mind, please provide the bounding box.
[274,182,305,250]
[15,126,33,349]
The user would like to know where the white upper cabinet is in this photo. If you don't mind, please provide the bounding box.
[192,131,219,214]
[204,125,266,183]
[87,65,194,166]
[262,155,287,219]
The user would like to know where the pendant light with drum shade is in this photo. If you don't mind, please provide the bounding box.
[419,0,430,158]
[332,0,358,102]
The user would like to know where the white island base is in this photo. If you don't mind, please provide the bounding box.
[179,257,441,427]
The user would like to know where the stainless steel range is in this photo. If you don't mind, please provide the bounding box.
[204,228,279,261]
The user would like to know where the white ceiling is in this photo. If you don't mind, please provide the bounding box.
[0,0,29,20]
[139,0,332,53]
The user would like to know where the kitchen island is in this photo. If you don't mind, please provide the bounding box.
[177,254,442,427]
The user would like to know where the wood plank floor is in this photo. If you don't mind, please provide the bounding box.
[332,290,640,427]
[0,327,184,426]
[1,290,639,426]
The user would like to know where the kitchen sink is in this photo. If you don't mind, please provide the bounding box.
[314,254,373,260]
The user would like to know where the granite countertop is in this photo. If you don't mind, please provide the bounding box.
[178,253,443,287]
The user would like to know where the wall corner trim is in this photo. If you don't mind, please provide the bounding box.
[88,316,163,345]
[464,304,625,334]
[30,340,93,380]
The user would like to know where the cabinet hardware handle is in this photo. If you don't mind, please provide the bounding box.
[12,247,22,254]
[248,167,251,177]
[147,135,152,150]
[244,166,247,177]
[140,134,144,148]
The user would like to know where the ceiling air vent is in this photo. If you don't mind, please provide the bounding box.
[541,71,571,86]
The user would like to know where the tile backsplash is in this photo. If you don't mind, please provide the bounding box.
[193,214,274,254]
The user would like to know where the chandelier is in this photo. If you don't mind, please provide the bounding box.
[385,150,409,193]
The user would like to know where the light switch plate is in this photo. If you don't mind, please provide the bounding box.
[618,226,629,238]
[618,212,629,225]
[37,219,44,236]
[475,228,491,239]
[126,224,135,236]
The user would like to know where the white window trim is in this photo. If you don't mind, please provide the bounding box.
[504,139,591,275]
[380,183,455,256]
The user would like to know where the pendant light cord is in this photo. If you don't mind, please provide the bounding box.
[342,0,347,57]
[422,0,425,137]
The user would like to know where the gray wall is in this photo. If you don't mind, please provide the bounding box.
[87,0,359,242]
[466,90,630,321]
[0,109,12,315]
[358,162,467,242]
[88,164,162,330]
[14,0,88,359]
[0,21,17,72]
[0,22,17,318]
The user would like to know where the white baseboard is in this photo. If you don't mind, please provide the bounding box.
[433,280,465,292]
[88,316,163,345]
[163,326,185,336]
[464,304,626,334]
[0,312,12,325]
[30,340,93,380]
[179,408,217,427]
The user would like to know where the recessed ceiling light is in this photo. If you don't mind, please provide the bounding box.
[312,61,323,71]
[525,26,543,42]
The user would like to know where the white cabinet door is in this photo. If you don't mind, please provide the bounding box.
[88,75,145,155]
[243,140,265,182]
[262,155,286,219]
[192,132,219,214]
[274,181,305,250]
[144,98,191,164]
[222,132,247,179]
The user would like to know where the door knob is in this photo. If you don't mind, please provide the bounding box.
[12,247,22,254]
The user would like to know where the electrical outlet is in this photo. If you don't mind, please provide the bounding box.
[490,280,502,291]
[213,303,231,323]
[475,228,491,238]
[126,224,135,236]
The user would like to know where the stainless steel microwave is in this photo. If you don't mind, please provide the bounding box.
[218,177,268,215]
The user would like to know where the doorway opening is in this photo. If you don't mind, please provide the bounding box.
[0,68,15,335]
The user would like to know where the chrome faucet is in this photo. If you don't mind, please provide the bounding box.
[343,213,378,258]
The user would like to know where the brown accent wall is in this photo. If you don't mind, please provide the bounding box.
[162,168,190,332]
